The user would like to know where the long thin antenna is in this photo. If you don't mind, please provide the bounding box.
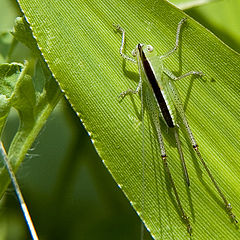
[0,141,39,240]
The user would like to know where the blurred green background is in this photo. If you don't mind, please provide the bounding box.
[0,0,239,239]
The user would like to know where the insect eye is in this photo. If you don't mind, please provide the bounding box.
[132,49,137,57]
[147,45,154,52]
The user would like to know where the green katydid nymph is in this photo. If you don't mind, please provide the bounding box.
[114,18,237,234]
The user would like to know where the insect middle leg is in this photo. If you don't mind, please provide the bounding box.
[119,79,142,99]
[163,67,204,81]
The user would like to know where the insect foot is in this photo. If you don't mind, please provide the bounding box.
[182,215,192,236]
[227,203,238,224]
[118,89,137,99]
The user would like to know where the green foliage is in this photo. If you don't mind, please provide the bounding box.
[0,63,22,134]
[0,0,239,239]
[0,16,62,212]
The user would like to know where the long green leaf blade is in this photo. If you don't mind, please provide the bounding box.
[17,0,240,239]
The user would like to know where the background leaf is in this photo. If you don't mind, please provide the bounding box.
[1,0,239,239]
[0,63,22,134]
[185,0,240,53]
[169,0,218,10]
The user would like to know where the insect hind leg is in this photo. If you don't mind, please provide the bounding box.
[152,115,192,234]
[174,127,190,187]
[193,144,238,224]
[173,93,238,224]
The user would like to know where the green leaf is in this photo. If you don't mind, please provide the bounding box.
[0,63,22,97]
[0,63,23,134]
[185,0,240,53]
[17,0,240,239]
[0,59,62,197]
[0,15,63,199]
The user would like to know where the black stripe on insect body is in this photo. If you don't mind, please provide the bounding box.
[138,44,174,128]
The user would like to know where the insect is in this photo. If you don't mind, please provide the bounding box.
[114,18,237,234]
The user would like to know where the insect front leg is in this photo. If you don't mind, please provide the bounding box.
[114,24,141,99]
[113,24,136,63]
[119,51,144,99]
[159,18,187,60]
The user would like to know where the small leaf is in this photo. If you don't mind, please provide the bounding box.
[0,63,23,134]
[11,17,40,56]
[0,95,10,135]
[0,63,23,97]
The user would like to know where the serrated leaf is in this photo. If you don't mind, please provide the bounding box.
[17,0,240,239]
